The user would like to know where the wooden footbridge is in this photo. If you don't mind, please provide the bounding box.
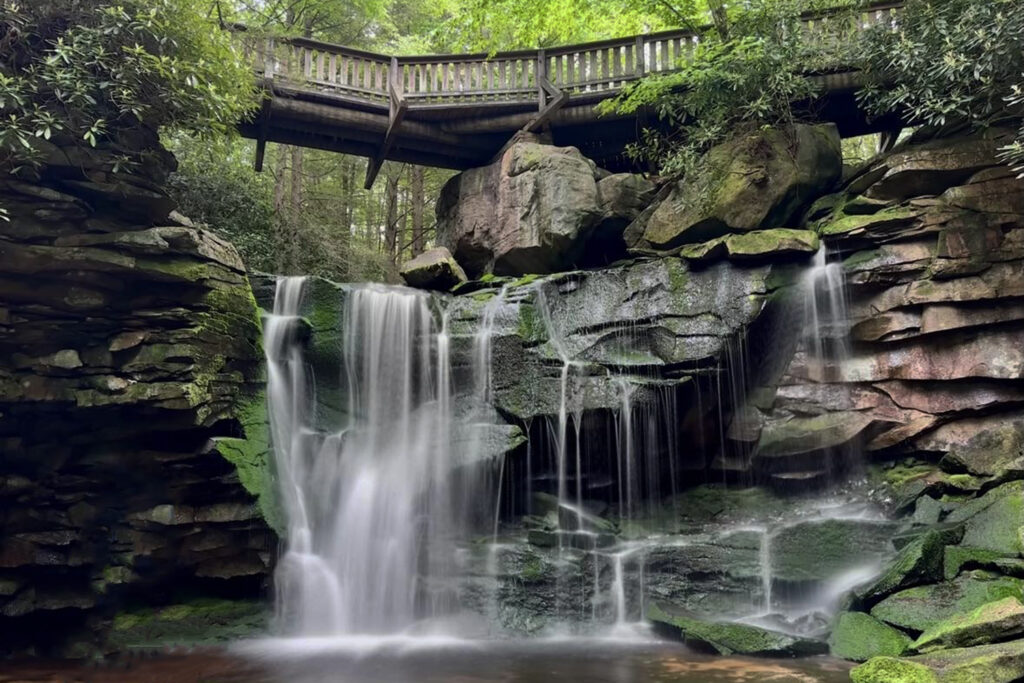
[236,2,904,188]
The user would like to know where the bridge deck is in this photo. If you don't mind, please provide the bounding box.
[235,2,903,186]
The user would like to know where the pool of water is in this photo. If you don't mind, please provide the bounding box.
[0,639,852,683]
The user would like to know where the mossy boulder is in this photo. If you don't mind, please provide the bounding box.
[850,657,938,683]
[829,611,913,661]
[945,482,1024,557]
[643,124,842,249]
[857,527,962,605]
[912,597,1024,653]
[400,246,468,291]
[907,638,1024,682]
[870,571,1024,633]
[647,603,826,656]
[724,229,820,261]
[770,518,897,583]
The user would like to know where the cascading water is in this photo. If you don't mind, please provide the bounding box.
[267,280,472,636]
[259,249,889,643]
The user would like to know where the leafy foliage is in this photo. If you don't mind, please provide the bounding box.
[0,0,258,173]
[857,0,1024,174]
[600,0,833,178]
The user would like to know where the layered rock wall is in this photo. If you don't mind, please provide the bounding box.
[0,131,273,656]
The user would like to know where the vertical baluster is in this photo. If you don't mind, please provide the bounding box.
[660,40,669,73]
[566,53,575,92]
[316,51,325,81]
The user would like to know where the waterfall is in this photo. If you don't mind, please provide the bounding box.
[266,280,464,636]
[802,247,850,381]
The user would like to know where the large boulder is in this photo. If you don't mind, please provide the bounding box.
[399,246,467,291]
[436,140,647,277]
[642,124,842,249]
[829,611,913,661]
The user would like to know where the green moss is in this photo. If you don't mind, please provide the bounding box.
[913,597,1024,653]
[857,528,955,605]
[818,206,918,236]
[665,259,689,294]
[829,611,913,661]
[516,302,547,344]
[945,547,1009,580]
[871,571,1024,633]
[850,657,938,683]
[109,598,268,648]
[510,273,544,289]
[724,229,819,260]
[843,248,882,269]
[648,603,824,656]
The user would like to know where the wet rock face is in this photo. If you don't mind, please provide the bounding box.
[435,138,653,277]
[0,131,272,656]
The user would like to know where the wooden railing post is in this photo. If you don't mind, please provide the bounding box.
[635,36,645,76]
[536,49,547,112]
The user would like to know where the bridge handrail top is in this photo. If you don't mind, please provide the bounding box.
[245,0,903,68]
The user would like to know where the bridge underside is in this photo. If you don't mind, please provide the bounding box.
[239,72,905,178]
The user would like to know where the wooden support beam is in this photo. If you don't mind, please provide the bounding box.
[252,82,274,172]
[365,58,408,188]
[521,76,569,133]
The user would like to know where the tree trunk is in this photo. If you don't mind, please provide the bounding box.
[384,170,399,262]
[410,165,425,256]
[288,145,304,274]
[272,145,289,274]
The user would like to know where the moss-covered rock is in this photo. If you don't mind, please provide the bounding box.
[399,246,468,291]
[770,518,897,583]
[912,597,1024,653]
[945,482,1024,557]
[857,527,962,606]
[107,598,269,648]
[870,571,1024,633]
[908,638,1024,682]
[643,124,841,249]
[647,603,826,656]
[723,229,820,261]
[829,611,913,661]
[850,656,938,683]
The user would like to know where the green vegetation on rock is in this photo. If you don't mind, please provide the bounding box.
[829,611,913,661]
[912,597,1024,653]
[647,603,826,656]
[870,571,1024,633]
[108,598,269,648]
[850,657,938,683]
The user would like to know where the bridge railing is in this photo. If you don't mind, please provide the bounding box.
[239,0,902,110]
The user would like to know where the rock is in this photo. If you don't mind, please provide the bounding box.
[647,603,826,656]
[870,571,1024,633]
[643,124,842,249]
[945,481,1024,557]
[679,237,728,264]
[904,638,1024,682]
[399,247,468,291]
[919,415,1024,480]
[912,497,944,527]
[757,411,876,458]
[723,229,820,261]
[857,527,962,606]
[859,130,1010,201]
[829,611,913,661]
[585,174,658,265]
[770,518,897,583]
[912,597,1024,653]
[849,656,938,683]
[0,134,273,653]
[436,141,604,276]
[596,173,657,220]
